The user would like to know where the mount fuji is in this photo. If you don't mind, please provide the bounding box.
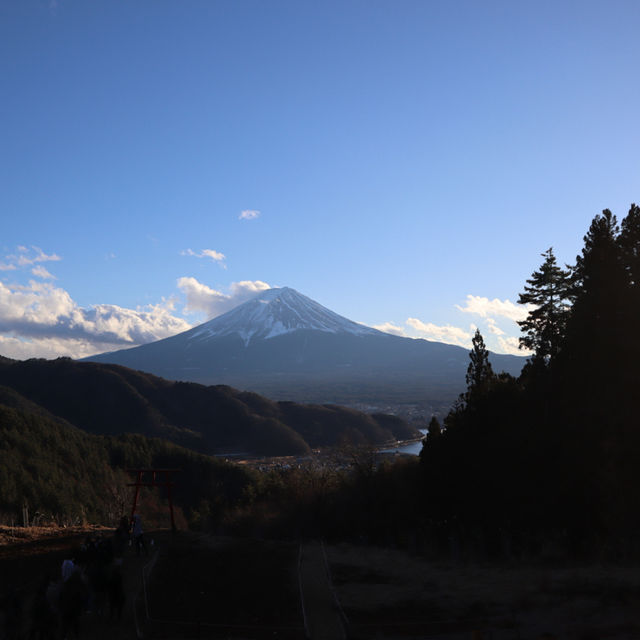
[185,287,381,345]
[85,287,525,417]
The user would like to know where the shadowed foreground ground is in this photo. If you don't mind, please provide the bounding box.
[328,543,640,639]
[2,527,640,639]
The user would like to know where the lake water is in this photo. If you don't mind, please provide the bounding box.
[380,429,427,456]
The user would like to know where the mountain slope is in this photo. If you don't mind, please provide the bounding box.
[0,357,418,456]
[85,287,526,416]
[0,383,258,526]
[187,287,380,344]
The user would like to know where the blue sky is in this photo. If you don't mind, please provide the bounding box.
[1,0,638,360]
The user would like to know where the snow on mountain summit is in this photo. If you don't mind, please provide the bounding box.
[188,287,381,345]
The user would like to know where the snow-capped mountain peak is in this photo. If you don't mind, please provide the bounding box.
[188,287,381,346]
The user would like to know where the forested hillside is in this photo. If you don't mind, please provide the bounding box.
[0,384,257,527]
[0,357,417,457]
[0,358,415,529]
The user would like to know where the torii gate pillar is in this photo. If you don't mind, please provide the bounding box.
[127,468,181,531]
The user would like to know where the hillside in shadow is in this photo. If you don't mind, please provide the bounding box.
[0,356,417,457]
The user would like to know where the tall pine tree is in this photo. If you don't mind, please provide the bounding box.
[562,209,626,370]
[465,329,494,400]
[618,204,640,346]
[518,247,572,364]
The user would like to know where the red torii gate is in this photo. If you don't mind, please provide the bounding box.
[127,468,181,531]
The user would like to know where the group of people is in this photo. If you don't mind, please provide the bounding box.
[114,513,148,559]
[1,513,149,639]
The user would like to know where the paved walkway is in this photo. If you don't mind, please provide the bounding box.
[298,541,346,640]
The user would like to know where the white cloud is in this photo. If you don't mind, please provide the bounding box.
[177,277,271,319]
[1,246,61,273]
[239,209,260,220]
[182,248,227,268]
[451,294,536,354]
[406,318,474,347]
[456,295,531,322]
[229,280,271,297]
[201,249,225,262]
[372,312,529,355]
[16,247,61,267]
[0,280,192,359]
[485,318,505,336]
[498,335,530,356]
[176,277,229,316]
[372,322,408,337]
[0,335,116,360]
[32,266,56,279]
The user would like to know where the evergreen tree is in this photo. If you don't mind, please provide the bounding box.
[517,248,571,363]
[554,207,640,553]
[427,415,441,439]
[562,209,626,368]
[421,206,640,558]
[572,209,622,300]
[458,329,496,416]
[465,329,494,399]
[618,204,640,342]
[618,203,640,288]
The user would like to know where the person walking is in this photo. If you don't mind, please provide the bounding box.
[113,515,129,564]
[131,514,147,557]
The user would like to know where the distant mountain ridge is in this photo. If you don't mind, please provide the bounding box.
[0,356,417,456]
[85,287,526,416]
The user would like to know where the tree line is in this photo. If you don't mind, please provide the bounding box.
[420,203,640,559]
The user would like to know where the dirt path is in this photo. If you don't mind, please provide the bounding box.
[298,540,346,640]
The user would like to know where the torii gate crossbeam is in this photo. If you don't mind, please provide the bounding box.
[126,468,181,531]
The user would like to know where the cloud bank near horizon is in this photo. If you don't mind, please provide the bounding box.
[0,246,529,361]
[374,294,532,356]
[0,255,275,359]
[373,318,475,348]
[0,278,192,359]
[0,245,195,359]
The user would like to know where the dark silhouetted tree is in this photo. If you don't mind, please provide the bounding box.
[465,329,494,397]
[517,247,571,364]
[427,415,441,439]
[619,203,640,287]
[418,205,640,560]
[560,208,626,381]
[618,203,640,364]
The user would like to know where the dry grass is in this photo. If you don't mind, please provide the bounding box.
[0,524,111,546]
[327,543,640,639]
